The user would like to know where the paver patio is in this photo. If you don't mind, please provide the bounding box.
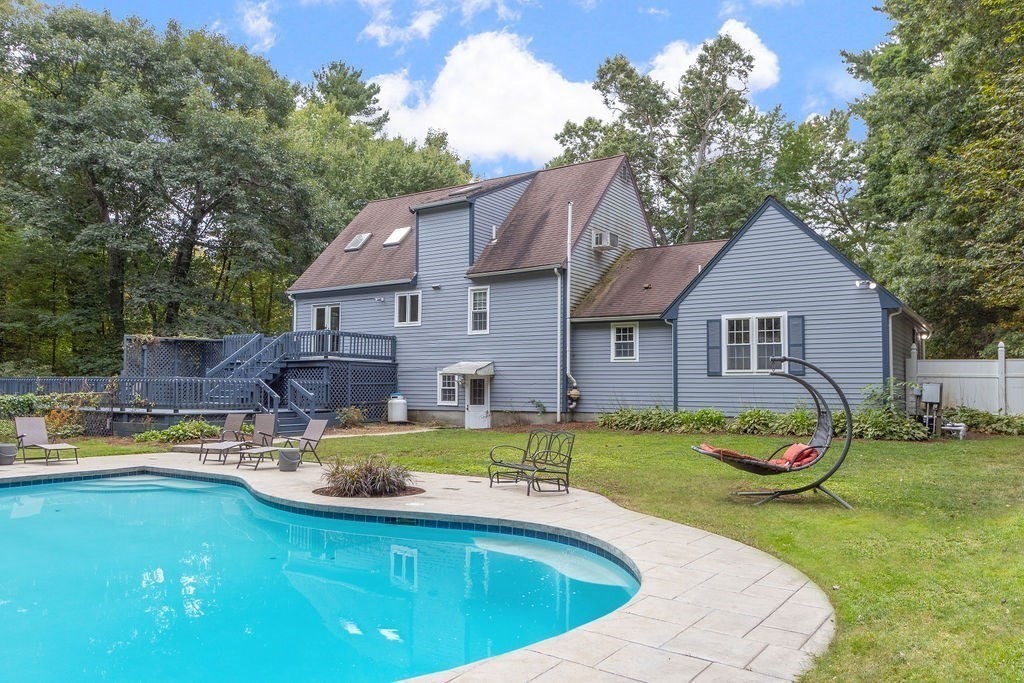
[0,453,834,681]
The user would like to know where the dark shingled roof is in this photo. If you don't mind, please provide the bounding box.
[572,240,729,319]
[288,173,534,293]
[468,156,631,274]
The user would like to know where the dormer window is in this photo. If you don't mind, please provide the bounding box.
[383,226,411,246]
[345,232,371,252]
[592,230,618,253]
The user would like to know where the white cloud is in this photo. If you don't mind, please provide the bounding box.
[362,5,444,46]
[721,0,800,17]
[721,19,779,91]
[373,32,605,165]
[459,0,524,21]
[647,19,779,93]
[803,65,869,113]
[641,6,671,18]
[332,1,531,47]
[239,1,276,52]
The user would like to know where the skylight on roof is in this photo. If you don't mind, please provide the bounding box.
[383,226,411,247]
[345,232,371,252]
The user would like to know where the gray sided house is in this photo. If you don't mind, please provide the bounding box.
[289,157,927,428]
[570,198,928,419]
[288,156,654,427]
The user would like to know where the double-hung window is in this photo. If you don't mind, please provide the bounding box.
[437,373,459,406]
[610,322,638,361]
[395,291,421,327]
[468,287,489,334]
[724,313,785,373]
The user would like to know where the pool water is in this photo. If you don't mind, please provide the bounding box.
[0,476,637,681]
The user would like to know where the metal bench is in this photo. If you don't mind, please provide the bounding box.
[488,429,574,495]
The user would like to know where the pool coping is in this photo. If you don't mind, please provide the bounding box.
[0,454,835,682]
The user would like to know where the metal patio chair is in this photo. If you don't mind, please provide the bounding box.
[198,413,250,464]
[238,413,279,470]
[15,416,79,464]
[282,419,328,465]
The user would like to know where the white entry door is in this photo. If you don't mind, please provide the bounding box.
[465,377,491,429]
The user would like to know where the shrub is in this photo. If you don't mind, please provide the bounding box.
[45,408,85,439]
[597,407,726,433]
[335,405,366,429]
[0,394,40,419]
[833,410,929,441]
[774,406,818,436]
[0,392,102,419]
[134,420,221,443]
[944,406,1024,435]
[321,455,412,497]
[727,408,778,434]
[676,407,727,433]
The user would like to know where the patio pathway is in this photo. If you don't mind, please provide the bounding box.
[0,453,835,682]
[169,426,438,453]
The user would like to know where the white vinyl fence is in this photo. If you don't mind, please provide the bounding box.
[907,342,1024,415]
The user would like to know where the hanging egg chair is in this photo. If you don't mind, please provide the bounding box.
[692,356,854,509]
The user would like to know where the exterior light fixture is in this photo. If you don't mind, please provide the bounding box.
[431,284,442,290]
[855,280,877,289]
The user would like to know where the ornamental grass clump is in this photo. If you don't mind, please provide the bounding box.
[321,455,413,497]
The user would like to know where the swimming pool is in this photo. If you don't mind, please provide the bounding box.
[0,475,638,681]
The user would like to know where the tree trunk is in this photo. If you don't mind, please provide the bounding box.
[107,248,126,341]
[163,218,200,332]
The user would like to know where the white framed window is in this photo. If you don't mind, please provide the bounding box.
[723,312,786,374]
[610,322,639,361]
[437,373,459,406]
[468,286,489,334]
[394,291,421,327]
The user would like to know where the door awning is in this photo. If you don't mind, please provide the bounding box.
[440,361,494,376]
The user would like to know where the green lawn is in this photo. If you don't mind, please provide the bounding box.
[310,428,1023,682]
[61,427,1023,681]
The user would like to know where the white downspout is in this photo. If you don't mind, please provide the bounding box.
[555,267,562,423]
[566,202,575,386]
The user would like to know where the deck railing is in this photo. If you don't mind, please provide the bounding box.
[0,376,280,412]
[0,377,112,395]
[288,330,396,361]
[286,379,316,423]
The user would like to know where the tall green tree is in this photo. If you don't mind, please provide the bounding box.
[0,5,473,372]
[552,36,793,243]
[846,0,1024,356]
[941,0,1024,354]
[776,110,875,263]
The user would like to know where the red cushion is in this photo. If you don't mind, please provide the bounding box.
[698,443,762,462]
[766,443,819,469]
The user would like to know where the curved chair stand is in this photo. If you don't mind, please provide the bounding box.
[692,356,854,509]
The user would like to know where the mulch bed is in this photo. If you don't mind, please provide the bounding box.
[312,486,425,498]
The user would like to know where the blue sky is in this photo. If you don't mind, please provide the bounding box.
[69,1,891,177]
